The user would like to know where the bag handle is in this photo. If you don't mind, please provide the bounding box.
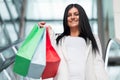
[46,27,51,48]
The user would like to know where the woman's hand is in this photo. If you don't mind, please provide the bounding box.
[38,21,52,30]
[38,21,46,28]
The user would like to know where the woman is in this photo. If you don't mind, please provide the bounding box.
[39,3,108,80]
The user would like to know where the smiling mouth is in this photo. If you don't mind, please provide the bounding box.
[71,21,78,23]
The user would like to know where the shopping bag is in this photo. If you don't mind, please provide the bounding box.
[42,27,61,79]
[13,24,45,76]
[27,27,46,79]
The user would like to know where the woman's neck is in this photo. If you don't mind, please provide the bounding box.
[70,28,80,37]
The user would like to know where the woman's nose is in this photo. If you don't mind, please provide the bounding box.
[71,15,75,19]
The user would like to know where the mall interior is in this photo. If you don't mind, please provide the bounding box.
[0,0,120,80]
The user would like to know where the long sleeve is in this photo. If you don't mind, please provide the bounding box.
[94,35,109,80]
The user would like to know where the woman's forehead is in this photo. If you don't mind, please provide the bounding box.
[68,7,79,13]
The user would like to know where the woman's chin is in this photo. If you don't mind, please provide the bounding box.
[69,25,78,28]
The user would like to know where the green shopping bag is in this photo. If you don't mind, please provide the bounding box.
[13,24,45,76]
[27,27,46,79]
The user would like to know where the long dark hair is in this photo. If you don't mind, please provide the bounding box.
[56,4,99,52]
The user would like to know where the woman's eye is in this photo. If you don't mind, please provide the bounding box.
[74,13,79,16]
[67,13,79,17]
[67,14,71,17]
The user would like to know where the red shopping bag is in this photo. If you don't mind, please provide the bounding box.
[42,27,60,79]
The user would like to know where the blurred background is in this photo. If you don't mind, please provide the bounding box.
[0,0,120,80]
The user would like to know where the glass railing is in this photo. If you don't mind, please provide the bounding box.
[105,39,120,80]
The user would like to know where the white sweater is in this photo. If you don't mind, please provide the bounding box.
[48,28,108,80]
[64,36,87,80]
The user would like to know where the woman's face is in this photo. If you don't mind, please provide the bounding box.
[67,7,79,28]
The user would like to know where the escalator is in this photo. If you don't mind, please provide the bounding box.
[0,0,25,79]
[0,43,22,80]
[0,14,24,80]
